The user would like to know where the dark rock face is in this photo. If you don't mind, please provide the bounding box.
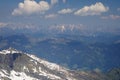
[107,68,120,80]
[0,48,120,80]
[0,53,22,70]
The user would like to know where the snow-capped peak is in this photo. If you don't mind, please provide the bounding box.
[0,48,113,80]
[0,48,76,80]
[0,47,22,54]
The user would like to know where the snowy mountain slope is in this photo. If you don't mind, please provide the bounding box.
[0,48,76,80]
[0,48,119,80]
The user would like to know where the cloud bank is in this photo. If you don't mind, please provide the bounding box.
[45,14,57,19]
[12,0,50,16]
[101,15,120,20]
[58,8,73,14]
[74,2,109,16]
[12,1,109,17]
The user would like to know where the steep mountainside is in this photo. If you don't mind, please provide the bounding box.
[0,48,119,80]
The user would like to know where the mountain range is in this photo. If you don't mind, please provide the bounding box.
[0,48,120,80]
[0,34,120,71]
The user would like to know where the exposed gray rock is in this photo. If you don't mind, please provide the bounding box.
[0,48,119,80]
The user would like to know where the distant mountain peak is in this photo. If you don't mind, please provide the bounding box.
[0,47,22,54]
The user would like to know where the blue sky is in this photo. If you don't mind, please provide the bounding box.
[0,0,120,35]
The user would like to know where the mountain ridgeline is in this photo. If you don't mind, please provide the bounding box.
[0,34,120,71]
[0,48,120,80]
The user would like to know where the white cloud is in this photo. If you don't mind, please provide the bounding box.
[60,25,65,32]
[58,8,74,14]
[0,22,8,28]
[63,0,66,3]
[45,14,57,19]
[74,2,109,16]
[51,0,58,5]
[101,15,120,20]
[12,0,50,16]
[117,8,120,11]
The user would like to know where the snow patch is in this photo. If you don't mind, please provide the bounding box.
[10,70,38,80]
[0,48,22,54]
[27,54,66,71]
[38,68,61,79]
[23,66,29,72]
[0,70,38,80]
